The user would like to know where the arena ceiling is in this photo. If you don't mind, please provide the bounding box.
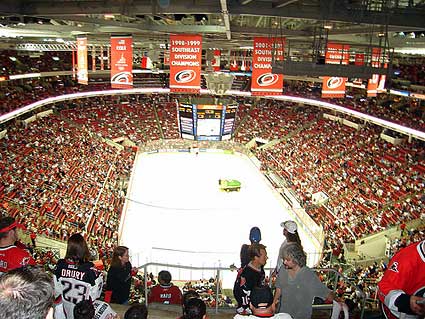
[0,0,425,54]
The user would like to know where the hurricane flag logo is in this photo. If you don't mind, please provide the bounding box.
[326,77,343,89]
[111,71,133,85]
[175,70,196,83]
[257,73,279,87]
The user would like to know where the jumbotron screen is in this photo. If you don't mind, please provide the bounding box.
[177,97,238,141]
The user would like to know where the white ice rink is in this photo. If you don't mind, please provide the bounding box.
[120,151,317,285]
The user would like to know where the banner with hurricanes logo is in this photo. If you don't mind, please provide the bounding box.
[110,36,133,89]
[322,43,349,98]
[169,34,202,93]
[77,37,88,85]
[367,48,383,97]
[251,37,284,96]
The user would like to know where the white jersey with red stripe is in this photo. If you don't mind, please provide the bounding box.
[378,240,425,319]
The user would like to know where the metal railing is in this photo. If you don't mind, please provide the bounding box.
[138,262,366,318]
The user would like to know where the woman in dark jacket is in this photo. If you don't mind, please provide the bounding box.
[106,246,134,304]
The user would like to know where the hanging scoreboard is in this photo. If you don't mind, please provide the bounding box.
[177,97,238,141]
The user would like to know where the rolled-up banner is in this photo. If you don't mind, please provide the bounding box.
[169,34,202,93]
[92,46,96,71]
[72,49,76,79]
[251,37,284,96]
[77,37,88,85]
[100,45,104,70]
[322,43,349,98]
[110,36,133,89]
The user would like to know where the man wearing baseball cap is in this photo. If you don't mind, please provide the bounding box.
[234,286,292,319]
[0,216,35,274]
[274,221,302,276]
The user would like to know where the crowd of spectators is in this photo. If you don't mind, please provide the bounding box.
[1,85,423,249]
[0,62,424,317]
[0,114,136,257]
[255,114,424,242]
[0,50,72,76]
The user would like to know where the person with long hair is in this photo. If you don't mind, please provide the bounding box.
[105,246,135,304]
[273,243,333,319]
[54,233,103,319]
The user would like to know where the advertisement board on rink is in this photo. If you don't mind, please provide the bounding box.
[110,36,133,89]
[169,34,202,93]
[77,37,88,85]
[251,37,284,96]
[322,43,349,98]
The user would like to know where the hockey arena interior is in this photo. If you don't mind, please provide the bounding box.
[0,1,424,319]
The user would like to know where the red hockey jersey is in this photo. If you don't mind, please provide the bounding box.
[0,244,35,274]
[378,240,425,319]
[148,284,182,305]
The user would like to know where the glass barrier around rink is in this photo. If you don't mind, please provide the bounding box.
[136,262,366,319]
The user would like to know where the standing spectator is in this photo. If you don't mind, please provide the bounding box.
[124,304,148,319]
[274,221,301,275]
[105,246,135,304]
[0,266,54,319]
[148,270,182,305]
[234,286,292,319]
[0,216,35,274]
[54,234,103,319]
[240,226,262,268]
[273,243,333,319]
[378,239,425,319]
[233,243,268,315]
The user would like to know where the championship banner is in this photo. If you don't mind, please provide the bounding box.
[322,43,349,98]
[169,34,202,93]
[77,37,88,85]
[251,37,284,96]
[110,36,133,89]
[367,48,381,97]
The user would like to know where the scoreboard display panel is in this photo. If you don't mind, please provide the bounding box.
[178,103,194,138]
[177,98,238,141]
[196,105,223,141]
[222,104,238,139]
